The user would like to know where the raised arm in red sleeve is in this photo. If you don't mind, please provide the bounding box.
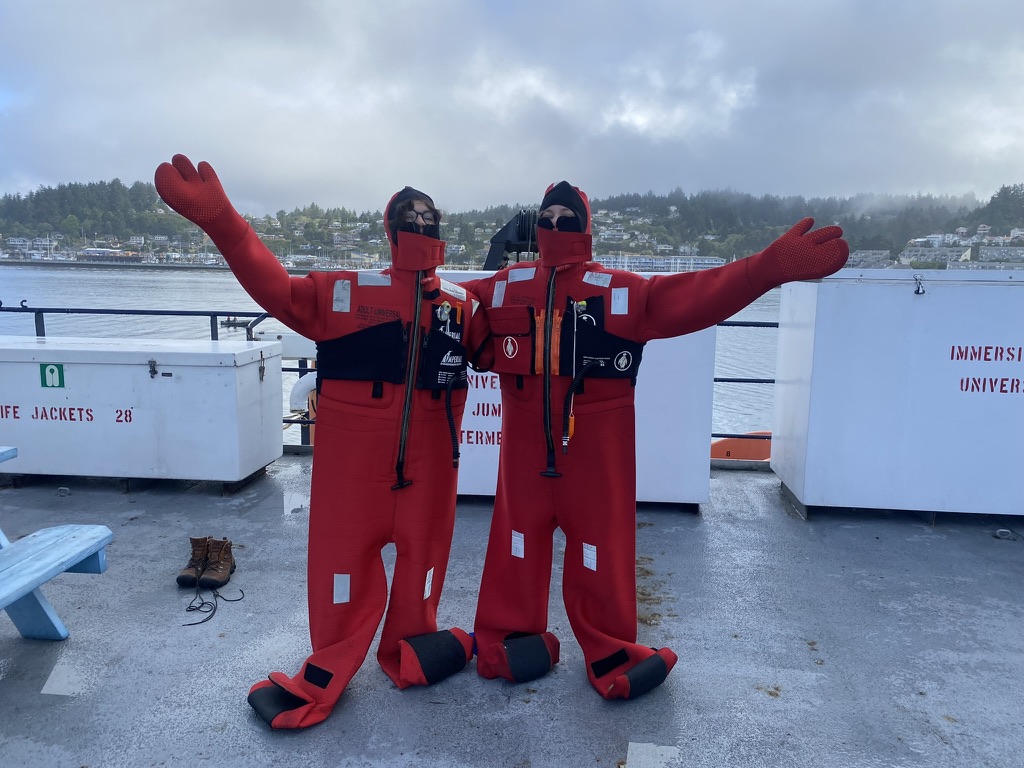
[155,154,323,337]
[640,217,849,340]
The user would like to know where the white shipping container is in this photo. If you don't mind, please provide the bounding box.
[0,336,283,482]
[772,269,1024,516]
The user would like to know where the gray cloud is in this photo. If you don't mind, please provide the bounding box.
[2,0,1023,216]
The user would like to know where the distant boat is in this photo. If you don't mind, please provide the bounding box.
[219,317,249,328]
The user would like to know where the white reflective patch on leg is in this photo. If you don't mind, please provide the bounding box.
[583,543,597,571]
[511,530,525,558]
[424,567,434,599]
[333,574,351,604]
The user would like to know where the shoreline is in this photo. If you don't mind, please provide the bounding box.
[0,258,486,275]
[0,258,318,275]
[2,258,230,270]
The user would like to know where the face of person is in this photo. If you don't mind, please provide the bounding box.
[401,200,439,233]
[538,204,579,232]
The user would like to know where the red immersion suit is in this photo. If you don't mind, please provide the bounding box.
[154,157,480,728]
[467,182,849,700]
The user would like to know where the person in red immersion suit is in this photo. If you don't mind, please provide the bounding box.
[155,154,482,729]
[465,181,849,701]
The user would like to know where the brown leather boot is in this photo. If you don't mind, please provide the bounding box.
[176,536,211,587]
[198,537,236,589]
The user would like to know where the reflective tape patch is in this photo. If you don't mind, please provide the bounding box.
[583,271,612,288]
[333,574,351,604]
[424,567,434,600]
[332,280,351,312]
[508,267,536,283]
[357,271,392,286]
[583,543,597,571]
[511,530,525,559]
[440,279,466,301]
[493,280,507,308]
[611,287,628,315]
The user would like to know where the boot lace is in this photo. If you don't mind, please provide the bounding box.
[184,582,244,626]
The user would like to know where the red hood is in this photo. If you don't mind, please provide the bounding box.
[537,182,592,267]
[384,186,446,272]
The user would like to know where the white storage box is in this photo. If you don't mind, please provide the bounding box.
[772,269,1024,516]
[0,336,283,482]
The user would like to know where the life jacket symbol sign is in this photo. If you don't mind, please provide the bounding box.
[40,363,65,388]
[614,351,632,372]
[503,337,519,358]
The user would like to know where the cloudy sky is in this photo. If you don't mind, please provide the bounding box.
[2,1,1023,216]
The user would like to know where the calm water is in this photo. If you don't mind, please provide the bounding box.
[0,264,780,437]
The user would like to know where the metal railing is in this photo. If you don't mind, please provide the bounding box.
[712,319,777,444]
[0,305,777,449]
[0,303,267,341]
[0,305,317,444]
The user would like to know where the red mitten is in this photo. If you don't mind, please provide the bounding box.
[154,154,249,251]
[748,217,849,292]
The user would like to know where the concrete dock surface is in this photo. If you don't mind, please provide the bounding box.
[1,454,1022,768]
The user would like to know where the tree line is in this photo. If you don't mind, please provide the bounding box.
[2,178,1023,264]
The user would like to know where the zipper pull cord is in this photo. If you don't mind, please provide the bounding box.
[540,269,561,478]
[393,272,425,490]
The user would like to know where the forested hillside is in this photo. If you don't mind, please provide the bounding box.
[2,178,1022,264]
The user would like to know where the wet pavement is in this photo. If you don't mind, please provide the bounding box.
[1,454,1022,768]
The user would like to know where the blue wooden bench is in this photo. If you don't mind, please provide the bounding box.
[1,444,113,640]
[0,524,114,640]
[0,445,114,641]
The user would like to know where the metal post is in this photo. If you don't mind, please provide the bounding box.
[298,358,311,446]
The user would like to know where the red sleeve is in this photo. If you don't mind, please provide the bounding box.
[220,227,326,339]
[457,274,496,371]
[637,257,768,341]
